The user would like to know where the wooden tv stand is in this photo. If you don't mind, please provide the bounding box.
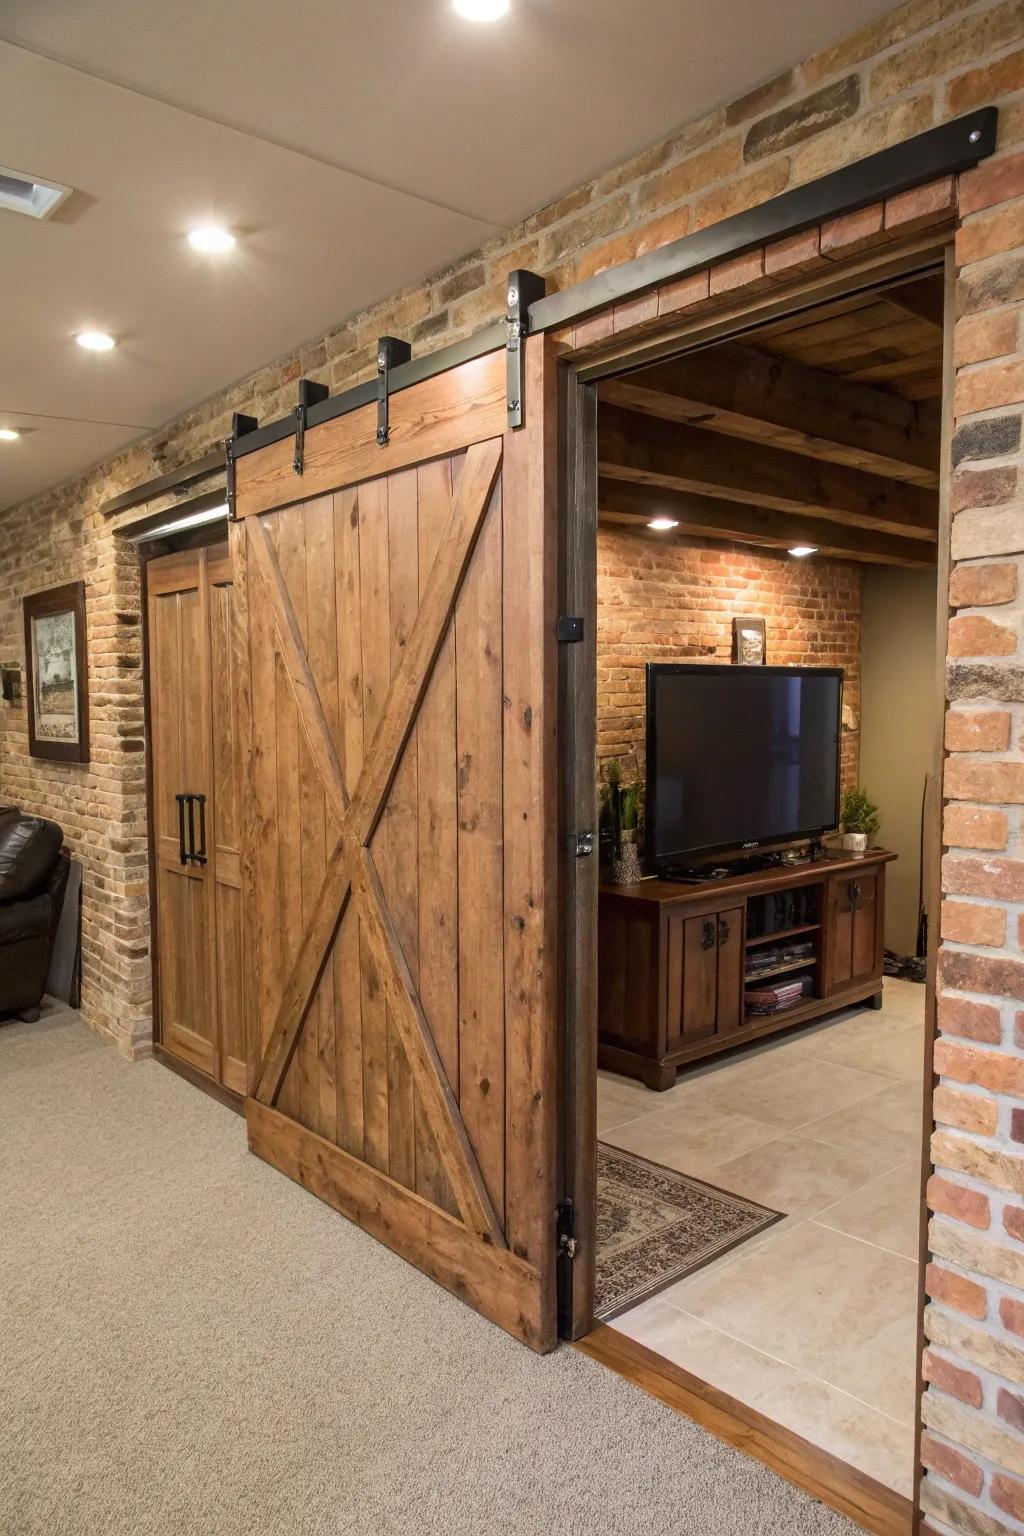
[598,849,895,1090]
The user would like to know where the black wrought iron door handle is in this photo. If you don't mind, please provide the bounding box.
[176,794,188,865]
[719,918,730,944]
[192,793,207,866]
[702,919,716,950]
[849,881,861,911]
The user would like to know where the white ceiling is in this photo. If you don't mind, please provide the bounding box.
[0,0,896,513]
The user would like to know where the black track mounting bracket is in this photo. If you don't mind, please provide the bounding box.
[376,336,412,446]
[224,411,258,520]
[292,378,329,475]
[505,269,546,430]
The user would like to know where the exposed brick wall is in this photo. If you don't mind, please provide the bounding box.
[595,527,862,792]
[1,1,1023,1526]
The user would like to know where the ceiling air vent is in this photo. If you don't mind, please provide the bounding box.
[0,165,72,220]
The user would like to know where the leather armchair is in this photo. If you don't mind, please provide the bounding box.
[0,810,69,1020]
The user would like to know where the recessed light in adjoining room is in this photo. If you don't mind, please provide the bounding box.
[0,427,20,442]
[453,0,510,19]
[187,225,236,254]
[648,517,679,532]
[75,331,116,352]
[789,545,818,558]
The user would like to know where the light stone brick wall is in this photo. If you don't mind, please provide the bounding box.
[1,2,1023,1527]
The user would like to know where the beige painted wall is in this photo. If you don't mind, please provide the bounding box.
[860,566,938,957]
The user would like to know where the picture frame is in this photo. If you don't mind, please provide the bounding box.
[732,615,766,666]
[23,581,89,763]
[0,664,22,704]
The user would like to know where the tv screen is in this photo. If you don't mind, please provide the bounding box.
[646,664,842,868]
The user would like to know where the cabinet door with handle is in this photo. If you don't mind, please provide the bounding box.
[666,905,744,1046]
[826,871,882,993]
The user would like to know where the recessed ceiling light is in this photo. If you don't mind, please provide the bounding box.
[187,225,236,254]
[75,331,117,352]
[648,517,679,532]
[454,0,510,19]
[0,427,20,442]
[789,545,818,558]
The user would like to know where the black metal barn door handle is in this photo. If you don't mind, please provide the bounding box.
[175,794,188,865]
[192,794,207,866]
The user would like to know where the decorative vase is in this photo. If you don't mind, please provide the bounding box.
[612,832,643,886]
[841,831,868,853]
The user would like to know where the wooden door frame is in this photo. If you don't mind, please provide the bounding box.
[138,530,245,1114]
[558,234,956,1535]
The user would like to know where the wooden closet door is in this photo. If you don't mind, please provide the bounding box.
[232,338,559,1351]
[148,550,217,1077]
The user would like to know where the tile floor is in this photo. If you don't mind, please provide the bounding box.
[600,976,926,1497]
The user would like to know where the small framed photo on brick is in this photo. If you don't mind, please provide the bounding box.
[23,581,89,763]
[732,616,766,666]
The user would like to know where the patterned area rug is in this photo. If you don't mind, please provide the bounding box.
[595,1143,784,1322]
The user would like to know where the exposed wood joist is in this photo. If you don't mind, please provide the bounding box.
[597,478,936,568]
[881,276,945,329]
[598,404,938,542]
[599,341,938,486]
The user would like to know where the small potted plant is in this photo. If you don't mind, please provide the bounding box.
[612,783,643,886]
[839,787,879,854]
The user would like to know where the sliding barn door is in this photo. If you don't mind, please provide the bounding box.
[233,341,559,1349]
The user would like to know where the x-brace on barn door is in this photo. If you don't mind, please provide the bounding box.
[230,342,560,1349]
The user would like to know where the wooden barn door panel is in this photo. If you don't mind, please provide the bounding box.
[148,552,217,1078]
[207,547,246,1094]
[148,544,246,1091]
[236,340,558,1349]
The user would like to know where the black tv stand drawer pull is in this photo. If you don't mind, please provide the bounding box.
[848,881,861,911]
[718,917,730,944]
[702,919,716,950]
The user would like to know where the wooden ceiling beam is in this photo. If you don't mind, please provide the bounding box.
[599,339,939,487]
[596,479,936,568]
[597,403,938,542]
[881,276,945,329]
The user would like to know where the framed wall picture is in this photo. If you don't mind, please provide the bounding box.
[23,582,89,763]
[732,615,766,666]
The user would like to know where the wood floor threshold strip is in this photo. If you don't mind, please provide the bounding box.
[575,1325,912,1536]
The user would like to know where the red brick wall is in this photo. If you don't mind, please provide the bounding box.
[596,527,862,796]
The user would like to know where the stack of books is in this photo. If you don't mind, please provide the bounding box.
[745,940,814,979]
[745,976,813,1016]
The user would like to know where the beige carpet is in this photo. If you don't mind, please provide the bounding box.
[0,1007,858,1536]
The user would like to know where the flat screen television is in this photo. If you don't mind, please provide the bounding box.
[645,663,843,871]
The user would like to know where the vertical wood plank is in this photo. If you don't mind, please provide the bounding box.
[304,496,339,1138]
[228,520,259,1091]
[273,510,305,1121]
[455,476,505,1225]
[248,522,282,1067]
[358,475,391,1172]
[502,333,559,1274]
[333,486,365,1156]
[384,467,419,1191]
[415,456,460,1214]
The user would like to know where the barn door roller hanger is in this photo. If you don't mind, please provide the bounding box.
[173,107,996,509]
